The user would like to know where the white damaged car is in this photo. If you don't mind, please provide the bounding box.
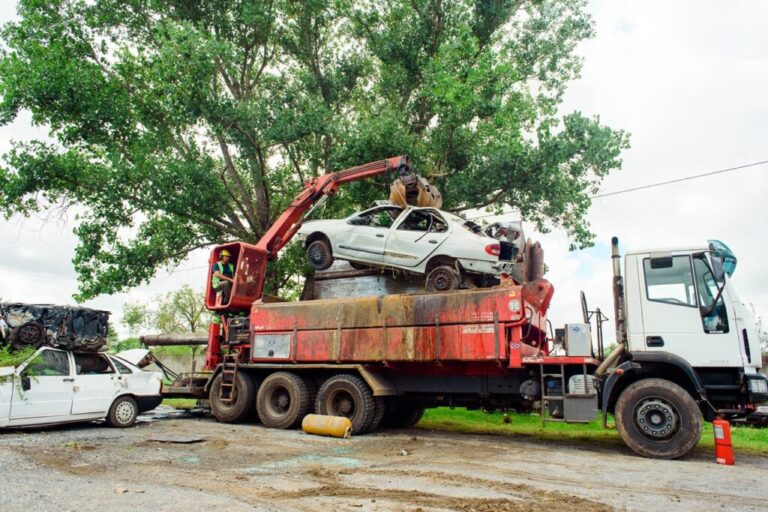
[297,205,521,291]
[0,347,163,429]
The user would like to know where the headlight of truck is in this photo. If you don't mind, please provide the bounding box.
[748,377,768,394]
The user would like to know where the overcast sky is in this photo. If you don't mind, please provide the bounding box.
[1,1,767,341]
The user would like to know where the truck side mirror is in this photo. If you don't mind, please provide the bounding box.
[710,255,725,282]
[20,374,31,391]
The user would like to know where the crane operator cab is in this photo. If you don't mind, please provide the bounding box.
[205,242,266,312]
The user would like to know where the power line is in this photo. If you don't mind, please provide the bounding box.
[466,159,768,220]
[591,159,768,199]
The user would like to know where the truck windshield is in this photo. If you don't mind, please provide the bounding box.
[692,255,729,334]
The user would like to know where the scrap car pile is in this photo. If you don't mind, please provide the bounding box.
[0,302,109,352]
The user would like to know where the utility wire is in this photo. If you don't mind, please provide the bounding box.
[467,159,768,220]
[591,159,768,199]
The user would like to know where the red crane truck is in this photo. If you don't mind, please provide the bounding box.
[160,156,767,459]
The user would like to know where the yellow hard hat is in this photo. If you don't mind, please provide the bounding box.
[220,249,231,257]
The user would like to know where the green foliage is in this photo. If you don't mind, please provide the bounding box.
[0,0,629,300]
[121,303,149,335]
[420,408,768,456]
[154,285,210,334]
[109,336,141,353]
[0,345,36,368]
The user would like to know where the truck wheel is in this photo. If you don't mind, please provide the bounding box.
[425,265,460,292]
[210,372,257,423]
[315,374,375,435]
[256,372,312,429]
[11,321,46,350]
[382,401,425,428]
[106,396,138,428]
[306,239,334,271]
[366,397,386,433]
[615,378,702,459]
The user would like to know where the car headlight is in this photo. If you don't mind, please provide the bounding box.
[748,377,768,394]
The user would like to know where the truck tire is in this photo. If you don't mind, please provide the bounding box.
[106,396,138,428]
[425,265,460,292]
[10,321,46,350]
[306,238,334,271]
[382,401,425,428]
[315,374,375,435]
[615,378,702,459]
[366,397,386,433]
[256,372,312,429]
[210,372,257,423]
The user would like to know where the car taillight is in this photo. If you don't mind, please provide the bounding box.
[485,244,501,257]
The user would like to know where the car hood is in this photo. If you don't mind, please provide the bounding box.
[116,348,152,368]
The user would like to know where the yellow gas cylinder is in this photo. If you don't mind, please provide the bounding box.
[302,414,352,438]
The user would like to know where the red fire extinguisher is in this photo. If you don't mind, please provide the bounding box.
[713,418,734,465]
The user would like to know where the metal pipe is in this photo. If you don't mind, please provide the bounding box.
[140,333,209,346]
[594,343,624,377]
[611,237,627,347]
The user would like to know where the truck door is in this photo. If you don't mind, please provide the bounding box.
[385,209,450,268]
[71,353,120,415]
[9,349,74,421]
[336,206,403,263]
[638,254,741,367]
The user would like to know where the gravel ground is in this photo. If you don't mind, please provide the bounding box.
[0,408,766,512]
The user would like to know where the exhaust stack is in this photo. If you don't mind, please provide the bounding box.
[611,237,627,347]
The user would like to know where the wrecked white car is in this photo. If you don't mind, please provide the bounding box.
[296,205,520,291]
[0,347,162,429]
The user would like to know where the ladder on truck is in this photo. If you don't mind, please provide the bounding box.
[538,362,598,424]
[219,350,240,403]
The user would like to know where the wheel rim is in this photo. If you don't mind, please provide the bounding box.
[115,401,135,425]
[634,397,679,440]
[308,243,329,267]
[267,386,291,417]
[17,324,43,345]
[328,389,355,419]
[430,269,454,291]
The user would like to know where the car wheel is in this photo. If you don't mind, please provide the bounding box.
[256,372,313,429]
[10,321,46,350]
[425,265,460,292]
[315,374,375,435]
[306,238,334,271]
[107,396,139,428]
[210,372,257,423]
[615,378,702,459]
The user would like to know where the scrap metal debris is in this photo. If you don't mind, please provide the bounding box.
[148,434,206,444]
[0,303,109,351]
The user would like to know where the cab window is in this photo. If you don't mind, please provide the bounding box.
[348,207,403,228]
[643,256,696,307]
[397,210,448,233]
[74,354,115,375]
[23,350,70,377]
[693,255,729,333]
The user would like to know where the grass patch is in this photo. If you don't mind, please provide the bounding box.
[418,408,768,456]
[162,398,198,410]
[0,346,36,368]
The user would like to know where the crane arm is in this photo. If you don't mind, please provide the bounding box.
[255,156,410,256]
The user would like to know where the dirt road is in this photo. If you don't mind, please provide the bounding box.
[0,409,765,511]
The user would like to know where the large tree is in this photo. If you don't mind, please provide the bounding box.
[0,0,629,300]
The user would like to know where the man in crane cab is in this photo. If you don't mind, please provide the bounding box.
[212,250,236,304]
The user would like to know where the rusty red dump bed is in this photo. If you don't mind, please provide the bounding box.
[247,280,554,368]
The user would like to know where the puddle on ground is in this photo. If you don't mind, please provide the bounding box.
[241,454,362,474]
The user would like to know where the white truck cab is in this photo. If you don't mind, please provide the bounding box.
[0,347,163,429]
[600,239,767,458]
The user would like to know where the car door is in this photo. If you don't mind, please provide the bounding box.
[385,209,450,268]
[71,353,120,415]
[335,206,403,263]
[638,254,742,368]
[9,348,74,421]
